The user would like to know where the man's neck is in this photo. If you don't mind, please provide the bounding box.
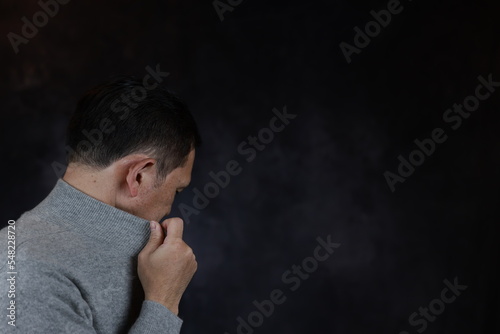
[63,163,117,207]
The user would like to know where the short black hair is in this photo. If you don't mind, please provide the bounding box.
[66,76,201,180]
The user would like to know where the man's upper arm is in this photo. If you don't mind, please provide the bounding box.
[0,259,97,333]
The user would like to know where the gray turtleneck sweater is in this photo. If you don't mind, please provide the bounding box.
[0,179,183,333]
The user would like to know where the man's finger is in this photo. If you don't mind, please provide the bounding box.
[160,219,169,234]
[141,221,164,254]
[160,217,182,234]
[164,218,184,241]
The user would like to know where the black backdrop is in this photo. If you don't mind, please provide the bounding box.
[1,0,499,333]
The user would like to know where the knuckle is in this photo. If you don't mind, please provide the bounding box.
[185,248,194,258]
[170,217,183,225]
[172,239,185,249]
[137,251,146,261]
[172,238,183,245]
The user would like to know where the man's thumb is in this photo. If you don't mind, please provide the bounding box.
[142,221,163,254]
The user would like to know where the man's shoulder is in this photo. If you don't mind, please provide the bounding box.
[0,212,95,268]
[1,210,70,243]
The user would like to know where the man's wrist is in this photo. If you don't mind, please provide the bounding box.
[145,296,179,315]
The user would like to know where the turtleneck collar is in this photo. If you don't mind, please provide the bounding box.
[30,179,151,257]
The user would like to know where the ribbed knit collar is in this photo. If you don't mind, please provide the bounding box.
[31,179,151,257]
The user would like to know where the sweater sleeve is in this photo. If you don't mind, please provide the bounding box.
[0,259,183,333]
[129,301,183,334]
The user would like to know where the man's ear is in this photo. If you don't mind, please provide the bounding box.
[124,158,157,197]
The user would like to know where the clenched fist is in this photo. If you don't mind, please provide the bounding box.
[137,218,197,315]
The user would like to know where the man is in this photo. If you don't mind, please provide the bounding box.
[0,76,201,333]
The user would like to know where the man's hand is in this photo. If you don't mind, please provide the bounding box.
[137,218,197,315]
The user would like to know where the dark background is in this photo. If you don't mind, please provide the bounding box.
[1,0,499,333]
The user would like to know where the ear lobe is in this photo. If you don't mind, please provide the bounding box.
[125,167,140,197]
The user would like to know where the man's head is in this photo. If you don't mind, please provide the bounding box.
[63,76,200,222]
